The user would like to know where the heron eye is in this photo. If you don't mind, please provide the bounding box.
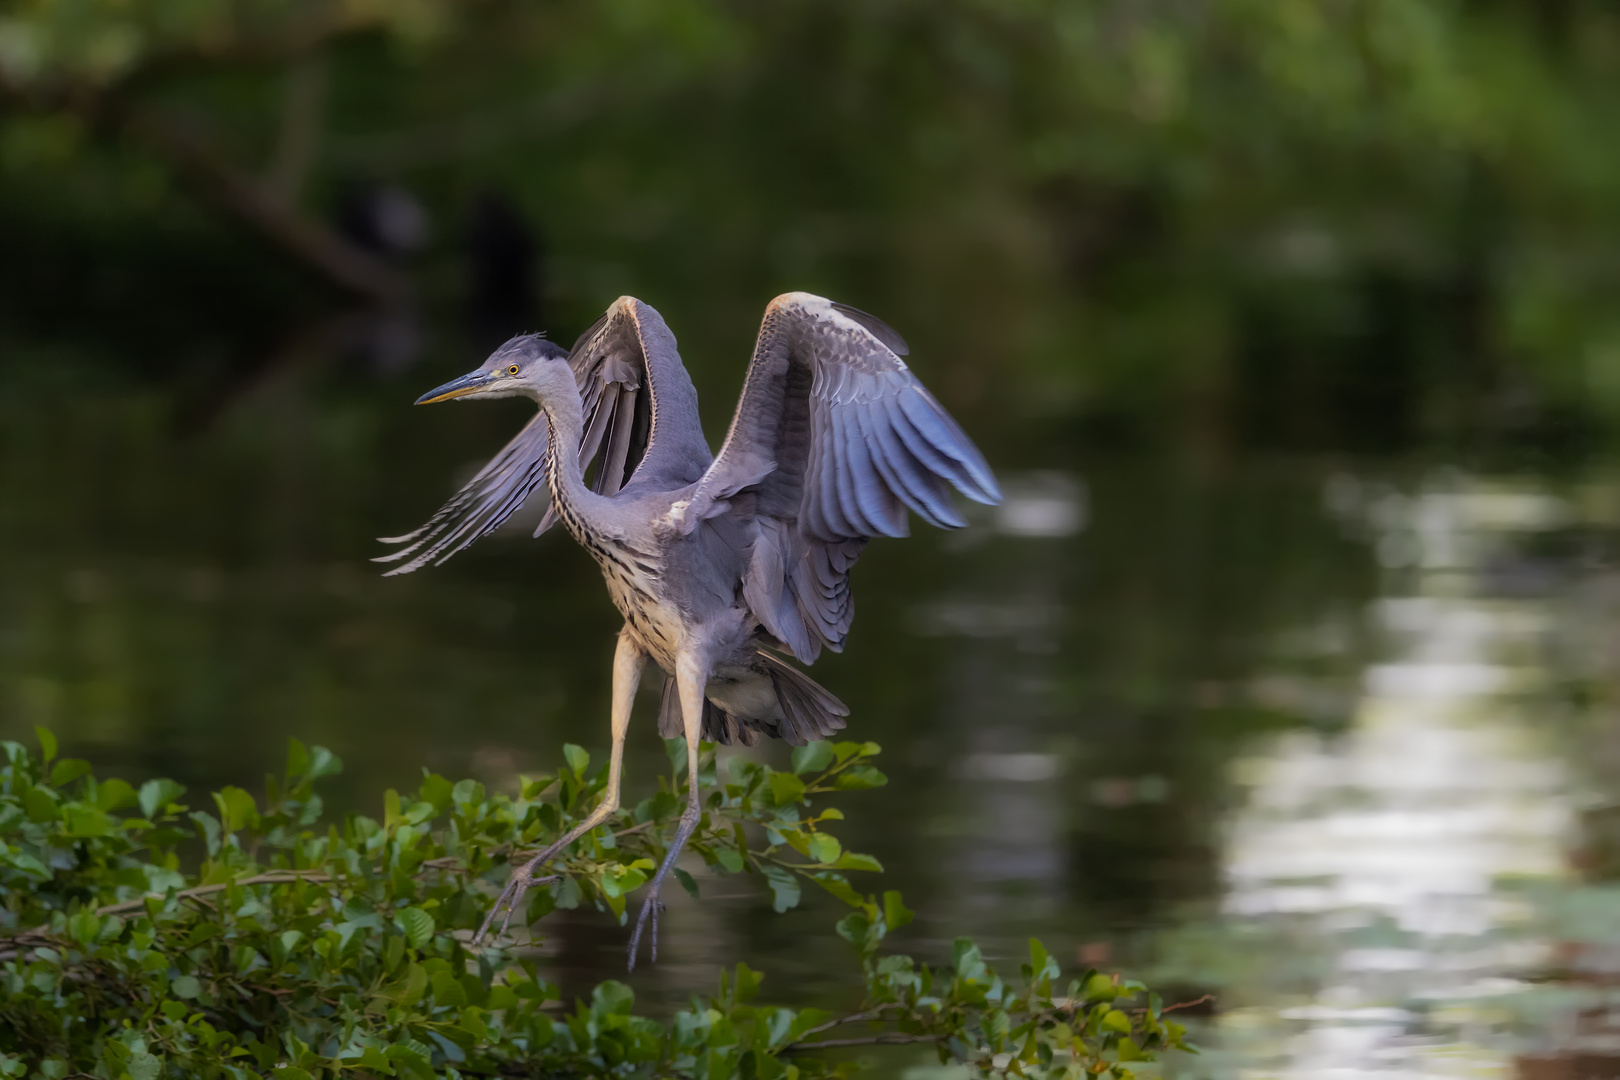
[507,364,521,375]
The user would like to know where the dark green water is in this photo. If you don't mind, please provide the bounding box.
[5,318,1618,1076]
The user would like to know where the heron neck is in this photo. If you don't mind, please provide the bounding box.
[540,392,616,540]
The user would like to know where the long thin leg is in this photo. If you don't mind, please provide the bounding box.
[475,628,646,945]
[626,649,706,971]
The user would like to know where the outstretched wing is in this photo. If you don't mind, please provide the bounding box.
[691,292,1001,661]
[375,298,712,574]
[373,412,551,576]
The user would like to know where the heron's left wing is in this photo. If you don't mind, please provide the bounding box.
[372,412,551,575]
[680,292,1000,662]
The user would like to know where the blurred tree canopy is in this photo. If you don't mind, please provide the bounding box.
[2,0,1617,447]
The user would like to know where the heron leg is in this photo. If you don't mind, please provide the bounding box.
[627,650,706,972]
[475,628,646,945]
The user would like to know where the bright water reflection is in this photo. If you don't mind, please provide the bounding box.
[1168,476,1619,1078]
[2,376,1617,1074]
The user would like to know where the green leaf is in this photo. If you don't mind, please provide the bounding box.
[49,758,91,787]
[213,786,258,831]
[810,872,863,905]
[34,726,56,764]
[829,741,863,764]
[732,963,762,1003]
[563,743,590,777]
[592,979,635,1016]
[398,907,434,949]
[1084,973,1119,1001]
[807,833,842,864]
[954,938,987,979]
[674,867,700,899]
[769,772,807,806]
[1101,1008,1133,1034]
[837,912,871,946]
[384,788,402,828]
[276,1070,314,1080]
[553,875,582,909]
[171,975,201,999]
[61,805,112,837]
[22,787,57,823]
[419,772,453,812]
[189,810,221,855]
[432,969,468,1007]
[830,765,887,789]
[884,891,914,931]
[138,778,186,819]
[763,865,801,913]
[833,852,883,872]
[285,737,310,781]
[68,909,99,944]
[306,744,342,779]
[664,736,689,776]
[1118,1036,1145,1062]
[400,963,429,1004]
[94,776,136,812]
[790,741,835,775]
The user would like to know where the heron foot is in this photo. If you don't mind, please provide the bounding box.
[473,845,565,946]
[626,887,667,972]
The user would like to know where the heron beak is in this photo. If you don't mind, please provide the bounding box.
[416,370,495,405]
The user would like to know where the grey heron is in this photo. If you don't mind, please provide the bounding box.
[377,293,1001,967]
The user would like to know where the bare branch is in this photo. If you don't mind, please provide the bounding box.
[783,1003,906,1041]
[782,1032,942,1052]
[1161,994,1215,1014]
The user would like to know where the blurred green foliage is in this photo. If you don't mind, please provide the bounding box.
[0,730,1193,1077]
[2,0,1618,442]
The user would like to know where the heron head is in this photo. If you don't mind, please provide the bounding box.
[415,335,572,405]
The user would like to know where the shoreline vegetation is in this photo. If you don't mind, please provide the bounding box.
[1,729,1196,1078]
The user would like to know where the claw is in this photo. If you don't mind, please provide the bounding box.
[625,889,674,971]
[626,887,657,972]
[473,844,566,946]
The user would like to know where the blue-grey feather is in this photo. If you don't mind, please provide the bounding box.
[895,392,1000,504]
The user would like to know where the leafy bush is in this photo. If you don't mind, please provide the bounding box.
[0,728,1194,1078]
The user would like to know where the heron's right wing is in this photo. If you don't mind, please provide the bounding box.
[565,297,713,505]
[372,411,551,575]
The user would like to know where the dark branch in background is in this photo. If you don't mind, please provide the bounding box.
[120,102,407,302]
[0,57,407,304]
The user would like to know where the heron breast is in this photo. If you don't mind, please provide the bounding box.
[596,550,680,666]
